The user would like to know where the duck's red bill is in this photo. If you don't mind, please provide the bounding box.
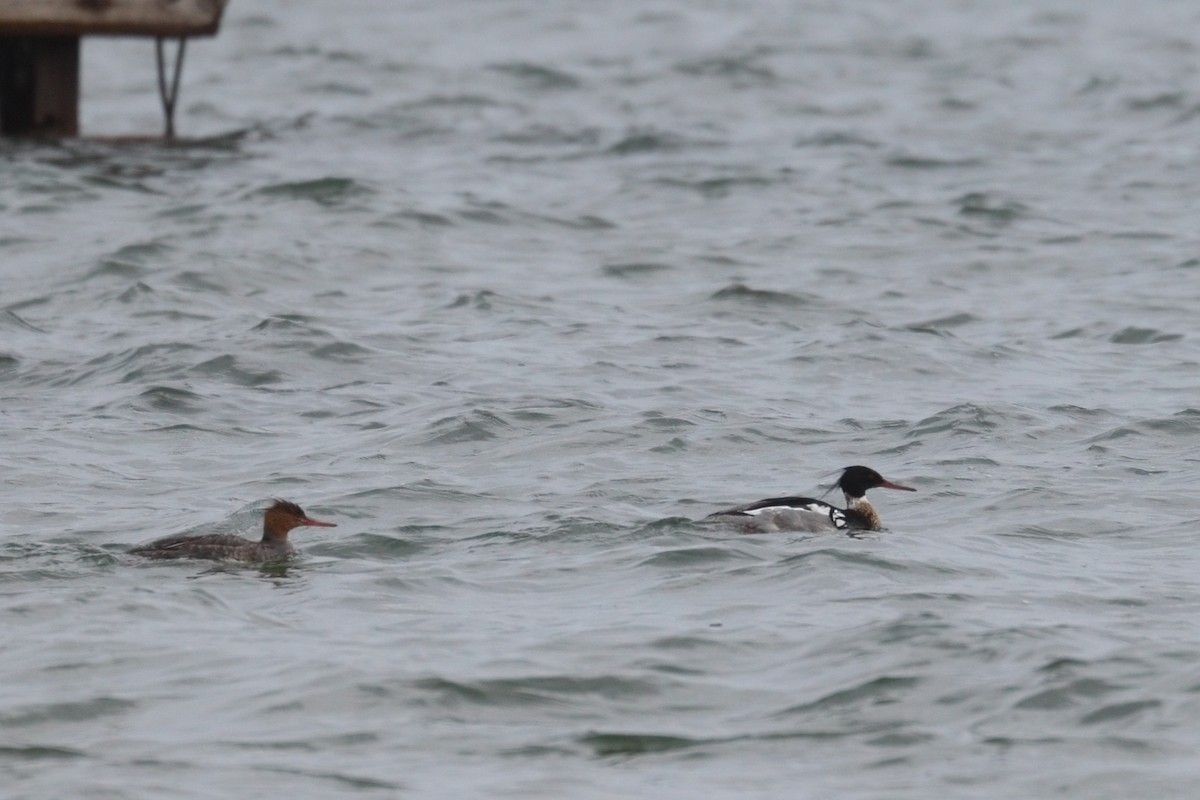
[301,518,338,527]
[880,480,917,492]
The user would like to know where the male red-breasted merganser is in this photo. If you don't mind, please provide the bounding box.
[130,499,336,562]
[706,466,916,533]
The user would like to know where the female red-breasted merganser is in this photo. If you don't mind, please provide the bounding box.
[706,466,916,533]
[130,499,337,562]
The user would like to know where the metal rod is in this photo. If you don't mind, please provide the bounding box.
[155,36,187,140]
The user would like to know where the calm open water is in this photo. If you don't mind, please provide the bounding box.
[3,1,1200,797]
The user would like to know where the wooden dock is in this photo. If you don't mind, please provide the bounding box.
[0,0,227,137]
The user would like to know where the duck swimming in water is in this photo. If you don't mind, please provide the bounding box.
[130,499,337,562]
[705,466,916,533]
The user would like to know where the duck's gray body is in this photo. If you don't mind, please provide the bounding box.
[130,533,293,562]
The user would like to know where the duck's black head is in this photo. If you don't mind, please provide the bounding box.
[838,466,917,499]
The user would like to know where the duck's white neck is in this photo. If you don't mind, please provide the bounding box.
[845,494,881,531]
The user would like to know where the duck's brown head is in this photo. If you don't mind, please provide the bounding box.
[261,499,337,543]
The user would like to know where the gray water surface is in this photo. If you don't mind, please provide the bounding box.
[3,1,1200,797]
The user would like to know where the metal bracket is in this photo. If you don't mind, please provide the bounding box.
[154,35,186,140]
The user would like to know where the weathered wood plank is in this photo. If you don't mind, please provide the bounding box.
[0,36,78,135]
[0,0,226,38]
